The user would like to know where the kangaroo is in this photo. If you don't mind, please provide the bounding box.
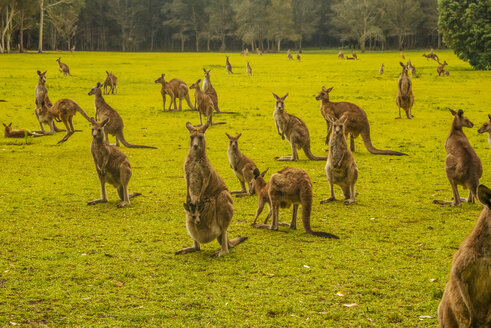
[88,82,157,149]
[34,70,64,135]
[273,93,326,161]
[433,109,482,206]
[437,60,448,76]
[316,86,407,156]
[256,48,263,56]
[103,71,118,95]
[423,49,439,61]
[338,50,344,59]
[56,57,71,76]
[352,51,358,60]
[249,168,272,225]
[287,49,293,60]
[202,69,220,113]
[226,133,257,195]
[240,48,249,56]
[189,79,225,126]
[50,98,91,144]
[251,167,339,239]
[87,118,141,208]
[225,56,234,74]
[321,116,358,205]
[477,114,491,148]
[154,74,194,111]
[297,53,301,62]
[177,121,247,257]
[379,64,384,74]
[438,184,491,327]
[246,61,252,76]
[3,123,43,138]
[407,60,417,76]
[396,62,414,119]
[444,70,450,76]
[346,56,355,60]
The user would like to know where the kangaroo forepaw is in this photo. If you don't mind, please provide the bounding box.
[320,197,336,204]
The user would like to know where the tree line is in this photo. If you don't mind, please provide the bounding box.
[0,0,441,53]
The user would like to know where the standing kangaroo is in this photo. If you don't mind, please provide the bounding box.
[379,64,384,74]
[50,98,91,144]
[177,121,247,257]
[396,62,414,119]
[316,86,407,156]
[154,74,194,111]
[338,50,344,59]
[287,49,293,60]
[225,56,234,74]
[88,82,157,149]
[3,123,43,138]
[407,60,417,76]
[434,109,482,206]
[189,79,225,126]
[273,93,326,161]
[226,133,258,195]
[437,60,448,76]
[251,167,339,239]
[438,184,491,327]
[56,58,71,76]
[87,118,141,208]
[34,70,64,134]
[477,114,491,148]
[202,68,220,113]
[246,61,252,76]
[103,71,118,95]
[321,116,358,205]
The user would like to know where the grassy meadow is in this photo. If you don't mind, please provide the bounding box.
[0,49,490,327]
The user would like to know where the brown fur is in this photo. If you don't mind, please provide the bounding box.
[316,86,407,156]
[438,60,448,76]
[423,49,439,62]
[225,56,234,74]
[88,83,157,149]
[202,69,220,112]
[379,64,384,74]
[477,114,491,149]
[273,93,326,161]
[34,70,64,135]
[177,121,247,257]
[396,62,414,119]
[352,51,358,60]
[246,61,252,76]
[297,53,301,62]
[287,49,293,60]
[256,48,263,56]
[56,57,71,76]
[434,109,482,206]
[407,60,417,76]
[189,79,218,126]
[87,118,141,208]
[154,74,194,111]
[338,50,344,59]
[226,133,257,195]
[438,184,491,327]
[3,123,43,138]
[103,71,118,95]
[50,98,91,144]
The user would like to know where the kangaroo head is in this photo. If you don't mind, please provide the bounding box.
[3,122,12,133]
[250,168,268,194]
[88,82,102,96]
[183,201,204,225]
[189,79,201,90]
[315,86,333,101]
[478,185,491,208]
[478,114,491,133]
[37,70,47,83]
[154,74,165,84]
[400,62,409,74]
[450,109,473,129]
[331,116,348,136]
[225,133,241,151]
[91,118,109,140]
[56,57,61,62]
[186,121,209,152]
[272,93,288,111]
[203,68,210,79]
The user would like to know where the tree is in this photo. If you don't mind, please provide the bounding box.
[438,0,491,70]
[292,0,321,50]
[266,0,296,52]
[14,0,37,52]
[232,0,268,51]
[162,0,192,51]
[0,0,17,53]
[38,0,76,52]
[380,0,424,50]
[205,0,235,51]
[46,0,84,50]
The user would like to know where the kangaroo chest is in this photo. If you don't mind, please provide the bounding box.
[202,79,209,92]
[186,159,209,200]
[274,110,289,132]
[488,134,491,148]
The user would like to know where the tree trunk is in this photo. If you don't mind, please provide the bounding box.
[220,35,225,51]
[437,33,441,49]
[195,33,199,52]
[19,12,25,53]
[207,37,210,52]
[277,38,281,52]
[38,0,44,52]
[299,37,302,52]
[181,35,184,52]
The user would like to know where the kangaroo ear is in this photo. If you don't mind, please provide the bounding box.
[253,168,260,179]
[197,79,201,83]
[101,118,110,127]
[340,115,348,124]
[2,123,6,127]
[261,168,269,178]
[326,87,333,93]
[186,122,195,133]
[9,123,12,127]
[272,93,279,100]
[89,117,96,124]
[457,109,464,117]
[322,86,326,91]
[37,70,41,75]
[42,71,47,75]
[236,133,242,139]
[200,120,210,133]
[282,93,289,100]
[96,82,101,87]
[183,202,190,211]
[487,114,491,121]
[203,68,206,73]
[106,71,109,74]
[326,115,336,124]
[400,62,404,67]
[449,109,457,116]
[478,185,491,208]
[225,133,232,139]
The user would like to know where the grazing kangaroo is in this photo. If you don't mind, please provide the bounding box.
[437,60,448,76]
[50,98,91,144]
[246,61,252,76]
[56,58,71,76]
[316,86,407,156]
[396,62,414,119]
[225,56,234,74]
[87,118,141,208]
[433,109,482,206]
[154,74,194,111]
[3,123,43,138]
[438,184,491,327]
[103,71,118,95]
[88,82,157,149]
[34,70,64,135]
[202,68,220,113]
[226,133,257,195]
[477,114,491,148]
[177,121,247,257]
[379,64,384,74]
[251,167,339,239]
[273,93,326,161]
[321,116,358,205]
[338,50,344,59]
[287,49,293,60]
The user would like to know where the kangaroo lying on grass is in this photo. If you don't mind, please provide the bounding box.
[88,82,157,149]
[434,109,482,206]
[321,116,358,205]
[396,62,414,119]
[56,57,71,76]
[3,123,43,138]
[478,114,491,148]
[103,71,118,95]
[250,167,339,239]
[189,80,225,126]
[316,86,407,156]
[154,74,194,111]
[225,56,234,74]
[226,133,258,196]
[87,118,141,208]
[34,70,64,134]
[177,121,247,257]
[273,93,326,161]
[438,184,491,327]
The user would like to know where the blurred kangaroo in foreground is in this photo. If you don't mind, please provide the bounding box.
[246,61,252,76]
[437,60,448,76]
[225,56,234,74]
[434,109,482,206]
[56,57,71,76]
[34,70,64,134]
[226,133,257,196]
[87,118,141,208]
[477,114,491,148]
[189,80,225,126]
[202,68,220,113]
[251,167,339,239]
[177,121,247,257]
[154,74,194,111]
[438,184,491,327]
[3,123,43,138]
[103,71,118,95]
[273,93,326,161]
[321,116,358,205]
[89,82,157,149]
[396,62,414,119]
[316,86,407,156]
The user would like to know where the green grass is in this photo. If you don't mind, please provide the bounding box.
[0,49,490,327]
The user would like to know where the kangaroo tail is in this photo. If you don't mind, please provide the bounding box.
[185,93,195,110]
[73,102,91,122]
[303,143,327,161]
[228,236,248,248]
[118,132,157,149]
[361,129,407,156]
[301,190,339,239]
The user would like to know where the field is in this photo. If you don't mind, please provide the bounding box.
[0,49,490,327]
